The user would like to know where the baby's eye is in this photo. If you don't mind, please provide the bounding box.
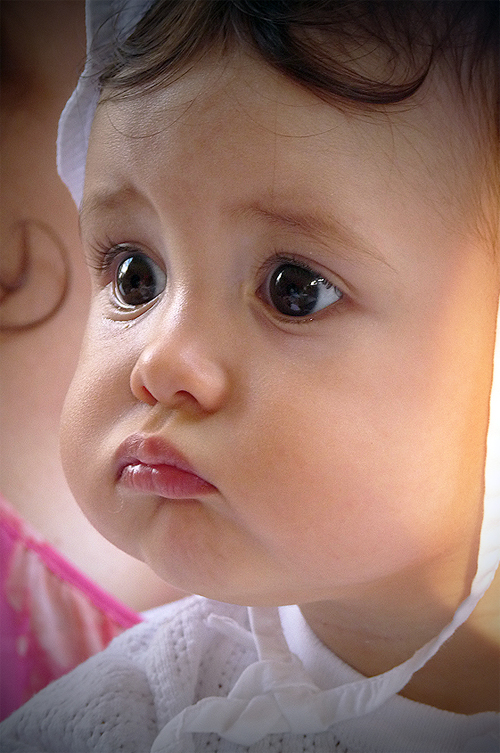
[262,261,342,318]
[114,252,166,307]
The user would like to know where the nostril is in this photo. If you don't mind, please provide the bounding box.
[130,357,159,405]
[172,389,205,412]
[139,385,157,406]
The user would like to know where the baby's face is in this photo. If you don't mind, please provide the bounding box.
[62,54,498,606]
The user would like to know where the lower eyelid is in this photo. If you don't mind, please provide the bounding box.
[260,300,347,331]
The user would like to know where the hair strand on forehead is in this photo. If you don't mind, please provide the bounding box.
[98,0,498,115]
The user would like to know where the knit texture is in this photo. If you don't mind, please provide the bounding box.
[1,595,497,753]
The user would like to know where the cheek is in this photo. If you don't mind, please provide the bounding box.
[60,358,103,509]
[227,344,474,583]
[59,324,133,510]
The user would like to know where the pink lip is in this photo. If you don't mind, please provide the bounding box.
[115,434,217,499]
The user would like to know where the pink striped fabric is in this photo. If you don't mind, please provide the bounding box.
[0,496,142,720]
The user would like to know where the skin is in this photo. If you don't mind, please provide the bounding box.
[61,52,499,710]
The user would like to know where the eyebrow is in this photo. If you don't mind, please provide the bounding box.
[80,190,392,270]
[79,188,140,234]
[228,202,392,269]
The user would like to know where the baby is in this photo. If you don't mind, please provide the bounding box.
[1,1,499,751]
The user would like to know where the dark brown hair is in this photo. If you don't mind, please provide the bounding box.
[95,0,499,254]
[99,0,498,113]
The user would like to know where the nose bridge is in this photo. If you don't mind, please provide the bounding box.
[160,281,231,356]
[130,287,233,413]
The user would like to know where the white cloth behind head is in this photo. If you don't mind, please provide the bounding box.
[57,0,156,207]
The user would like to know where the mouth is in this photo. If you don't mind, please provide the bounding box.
[115,433,217,499]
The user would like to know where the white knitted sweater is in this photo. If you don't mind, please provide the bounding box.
[1,594,497,753]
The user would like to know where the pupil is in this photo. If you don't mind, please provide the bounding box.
[269,264,319,316]
[117,255,157,306]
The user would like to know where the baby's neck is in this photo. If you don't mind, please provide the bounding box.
[402,569,500,713]
[300,568,500,714]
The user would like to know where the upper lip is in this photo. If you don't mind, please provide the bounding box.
[115,433,211,483]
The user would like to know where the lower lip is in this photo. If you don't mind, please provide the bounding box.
[119,463,216,499]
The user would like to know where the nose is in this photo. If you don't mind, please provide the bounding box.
[130,316,231,414]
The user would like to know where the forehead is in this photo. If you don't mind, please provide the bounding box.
[83,52,480,245]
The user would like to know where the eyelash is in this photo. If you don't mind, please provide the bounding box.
[86,238,132,276]
[256,251,329,286]
[86,241,345,321]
